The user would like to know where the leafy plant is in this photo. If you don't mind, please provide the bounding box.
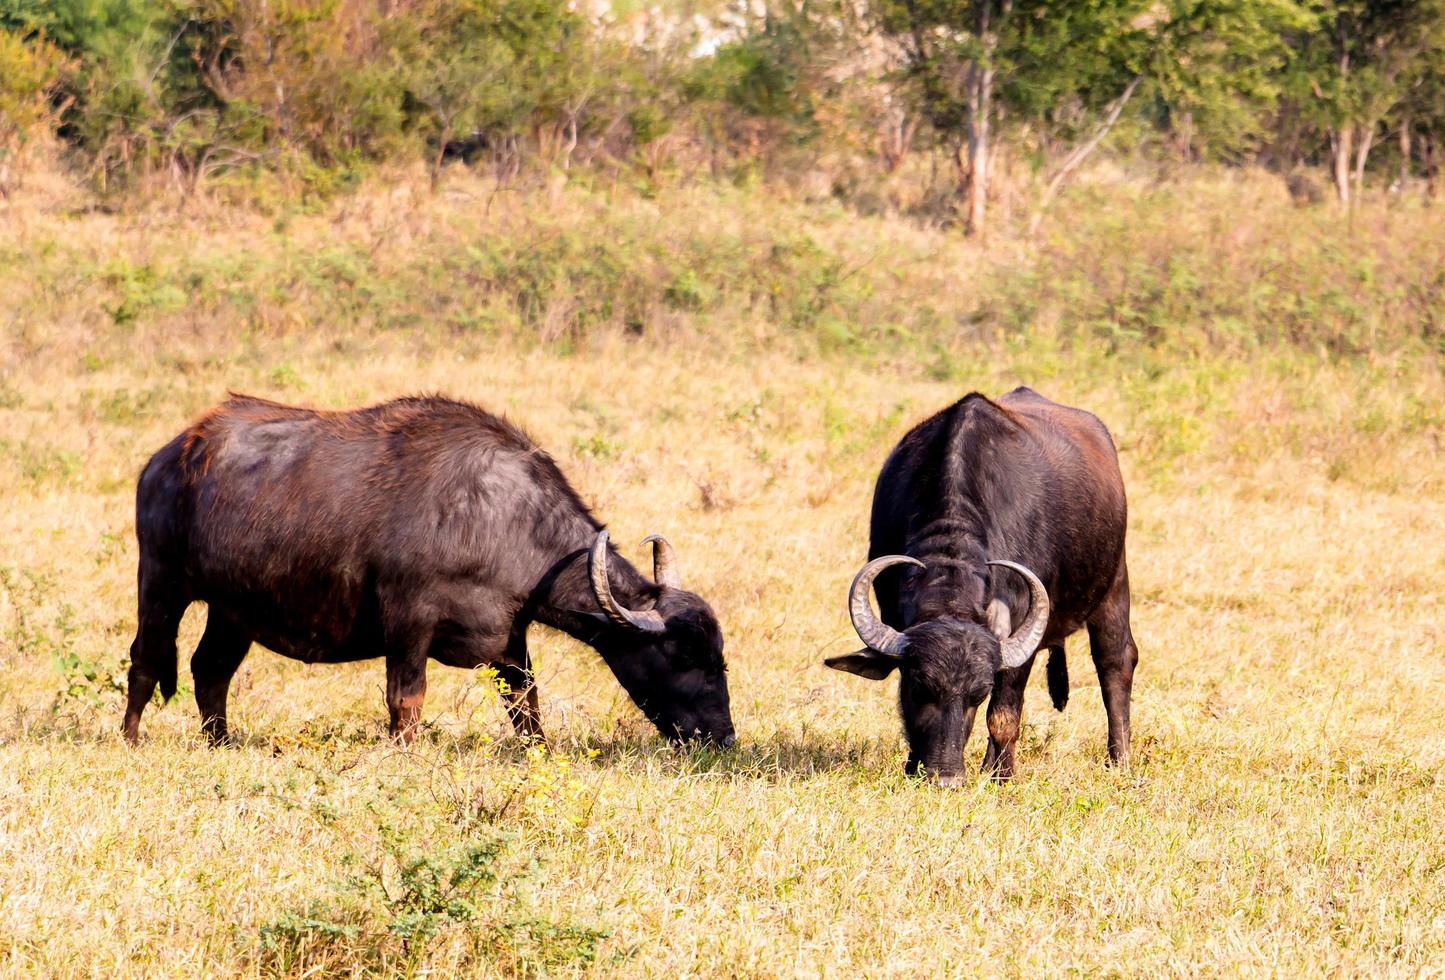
[52,651,126,707]
[257,824,607,975]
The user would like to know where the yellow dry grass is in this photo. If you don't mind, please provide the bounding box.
[0,172,1442,977]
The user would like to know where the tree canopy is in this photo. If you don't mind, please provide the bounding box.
[1,0,1441,220]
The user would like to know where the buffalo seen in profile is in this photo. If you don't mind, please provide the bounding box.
[826,387,1137,784]
[123,394,736,748]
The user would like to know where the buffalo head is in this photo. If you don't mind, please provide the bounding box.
[588,531,735,748]
[824,555,1048,785]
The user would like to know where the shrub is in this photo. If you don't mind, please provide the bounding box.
[0,27,68,195]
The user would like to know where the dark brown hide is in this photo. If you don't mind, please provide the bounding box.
[123,394,735,747]
[827,387,1137,781]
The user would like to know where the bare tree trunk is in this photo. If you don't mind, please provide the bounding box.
[493,133,521,187]
[966,65,992,236]
[1329,43,1352,207]
[1425,132,1439,200]
[954,139,970,204]
[560,112,578,172]
[1352,122,1375,199]
[957,2,1004,237]
[1399,118,1411,189]
[881,113,918,173]
[990,110,1009,226]
[1331,127,1352,206]
[1172,110,1196,162]
[431,121,450,193]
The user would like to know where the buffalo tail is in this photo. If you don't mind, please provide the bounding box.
[1047,645,1068,711]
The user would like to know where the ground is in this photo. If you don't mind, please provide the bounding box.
[0,171,1441,976]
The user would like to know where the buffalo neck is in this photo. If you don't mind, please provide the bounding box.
[904,513,991,625]
[529,538,658,648]
[902,409,1001,625]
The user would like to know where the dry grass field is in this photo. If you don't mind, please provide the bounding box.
[1,171,1442,976]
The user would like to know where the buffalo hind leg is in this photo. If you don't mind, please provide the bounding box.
[123,570,187,744]
[982,652,1037,781]
[384,625,432,744]
[1088,561,1138,766]
[496,628,545,743]
[192,613,251,746]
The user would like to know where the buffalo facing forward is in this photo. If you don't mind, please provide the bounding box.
[124,394,735,747]
[826,387,1137,783]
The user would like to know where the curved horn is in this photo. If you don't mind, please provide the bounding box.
[986,560,1050,669]
[590,530,666,634]
[848,555,924,657]
[641,534,682,589]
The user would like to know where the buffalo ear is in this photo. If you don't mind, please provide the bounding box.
[824,649,902,680]
[986,598,1011,641]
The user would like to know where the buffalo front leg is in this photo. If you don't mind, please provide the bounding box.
[982,651,1037,781]
[123,568,187,744]
[384,628,432,745]
[496,629,545,743]
[1088,561,1139,766]
[191,612,251,746]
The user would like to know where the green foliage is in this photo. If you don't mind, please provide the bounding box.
[875,0,1318,166]
[390,8,519,154]
[626,102,671,147]
[6,168,1437,359]
[1284,0,1445,130]
[0,25,68,191]
[2,0,222,188]
[1146,0,1318,157]
[0,566,127,713]
[0,0,630,190]
[1277,0,1445,194]
[990,179,1444,353]
[2,0,1442,194]
[572,432,623,460]
[256,826,607,974]
[693,21,813,125]
[101,259,187,325]
[189,0,409,169]
[51,652,126,707]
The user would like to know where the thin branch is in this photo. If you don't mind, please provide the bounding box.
[1029,75,1143,235]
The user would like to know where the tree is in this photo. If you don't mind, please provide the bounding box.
[2,0,227,192]
[871,0,1019,234]
[1397,35,1445,196]
[1283,0,1445,204]
[1144,0,1315,163]
[873,0,1316,235]
[1003,1,1155,232]
[388,3,522,190]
